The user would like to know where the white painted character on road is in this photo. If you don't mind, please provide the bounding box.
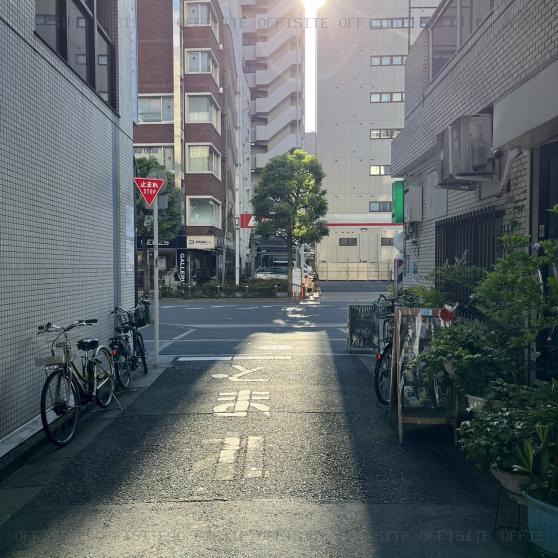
[213,390,270,417]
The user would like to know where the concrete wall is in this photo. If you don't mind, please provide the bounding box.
[0,1,135,443]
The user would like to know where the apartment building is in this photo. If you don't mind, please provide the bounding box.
[391,0,558,289]
[239,0,305,269]
[0,0,136,447]
[315,0,435,281]
[134,0,251,282]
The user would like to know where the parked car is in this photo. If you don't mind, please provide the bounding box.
[255,267,288,280]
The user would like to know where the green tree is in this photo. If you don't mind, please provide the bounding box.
[252,149,328,291]
[135,157,182,295]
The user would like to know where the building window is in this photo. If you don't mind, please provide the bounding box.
[187,145,221,179]
[134,146,175,170]
[187,197,221,227]
[370,165,391,176]
[184,2,219,36]
[35,0,116,108]
[186,50,219,84]
[420,16,431,27]
[370,92,405,103]
[370,201,393,212]
[138,96,174,123]
[381,237,394,246]
[370,17,413,29]
[371,129,401,140]
[460,0,494,44]
[370,55,407,66]
[339,238,357,247]
[186,94,221,131]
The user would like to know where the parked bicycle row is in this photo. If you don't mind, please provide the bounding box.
[35,299,150,447]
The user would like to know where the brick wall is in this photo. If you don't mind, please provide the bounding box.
[0,1,135,441]
[391,0,558,286]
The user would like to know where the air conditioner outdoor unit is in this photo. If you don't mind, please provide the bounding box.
[437,114,496,190]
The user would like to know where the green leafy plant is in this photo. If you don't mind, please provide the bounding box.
[473,234,558,384]
[458,407,534,472]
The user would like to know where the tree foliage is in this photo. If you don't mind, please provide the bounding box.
[252,150,328,288]
[135,157,182,242]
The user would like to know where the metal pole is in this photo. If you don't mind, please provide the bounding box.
[153,197,160,367]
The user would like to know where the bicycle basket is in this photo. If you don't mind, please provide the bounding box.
[373,300,393,320]
[34,332,76,367]
[133,305,147,328]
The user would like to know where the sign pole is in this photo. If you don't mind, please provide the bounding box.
[153,196,160,368]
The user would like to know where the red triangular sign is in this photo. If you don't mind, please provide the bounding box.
[134,177,165,206]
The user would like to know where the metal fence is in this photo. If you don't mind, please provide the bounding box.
[435,207,505,308]
[160,284,290,299]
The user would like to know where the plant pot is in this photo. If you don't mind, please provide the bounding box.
[466,394,488,414]
[525,493,558,555]
[443,359,456,377]
[490,467,529,506]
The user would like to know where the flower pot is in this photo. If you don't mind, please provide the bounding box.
[443,359,456,377]
[525,493,558,555]
[466,394,487,414]
[490,467,529,506]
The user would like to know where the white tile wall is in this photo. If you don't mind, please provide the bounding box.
[0,1,135,440]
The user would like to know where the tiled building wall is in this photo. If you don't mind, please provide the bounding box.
[0,1,135,440]
[392,0,558,285]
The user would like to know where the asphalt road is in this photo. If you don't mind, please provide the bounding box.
[0,292,519,557]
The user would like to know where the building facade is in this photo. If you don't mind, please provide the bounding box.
[134,0,251,282]
[315,0,435,281]
[239,0,305,271]
[0,0,136,447]
[391,0,558,288]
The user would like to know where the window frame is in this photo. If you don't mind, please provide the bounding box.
[370,129,401,140]
[369,201,393,212]
[185,48,220,85]
[133,144,175,171]
[186,143,222,180]
[370,92,405,103]
[429,0,495,82]
[185,92,221,133]
[186,195,222,229]
[34,0,116,109]
[184,1,219,40]
[381,237,395,247]
[369,165,392,176]
[339,238,358,247]
[137,95,174,124]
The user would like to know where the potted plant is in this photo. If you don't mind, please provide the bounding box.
[513,389,558,554]
[458,407,533,505]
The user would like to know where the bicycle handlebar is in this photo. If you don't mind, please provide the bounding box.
[37,319,97,334]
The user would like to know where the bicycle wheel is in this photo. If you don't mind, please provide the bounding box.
[135,331,148,374]
[94,346,115,408]
[40,368,80,447]
[114,342,131,390]
[374,343,392,406]
[382,318,394,344]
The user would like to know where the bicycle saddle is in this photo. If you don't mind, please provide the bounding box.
[77,338,99,351]
[115,325,132,334]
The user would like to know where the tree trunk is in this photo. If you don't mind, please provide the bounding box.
[287,233,293,297]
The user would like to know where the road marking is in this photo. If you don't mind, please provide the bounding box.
[178,356,232,362]
[161,305,178,309]
[210,305,234,308]
[234,355,291,361]
[215,435,241,481]
[162,323,346,328]
[172,329,195,340]
[212,365,268,382]
[259,345,292,351]
[244,436,264,479]
[243,306,258,310]
[213,390,270,417]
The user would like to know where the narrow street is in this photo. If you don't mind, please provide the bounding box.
[0,287,516,557]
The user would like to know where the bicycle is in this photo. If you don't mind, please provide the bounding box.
[109,301,149,388]
[373,294,398,405]
[37,319,115,447]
